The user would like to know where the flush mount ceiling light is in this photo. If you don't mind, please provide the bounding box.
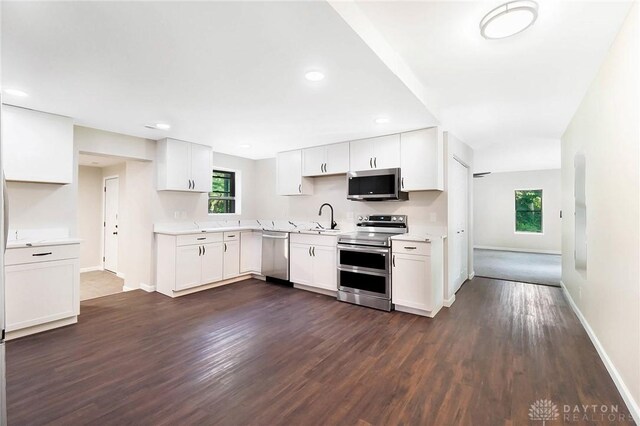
[480,1,539,40]
[145,123,171,130]
[3,88,28,97]
[305,71,325,82]
[375,117,390,124]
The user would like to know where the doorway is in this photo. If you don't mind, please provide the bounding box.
[103,176,119,273]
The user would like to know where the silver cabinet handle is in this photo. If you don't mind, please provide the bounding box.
[312,247,315,256]
[198,246,202,256]
[401,177,405,189]
[308,247,312,256]
[320,164,323,173]
[224,243,227,252]
[404,246,417,250]
[392,255,395,267]
[369,158,373,168]
[197,237,206,241]
[298,184,302,193]
[374,157,377,168]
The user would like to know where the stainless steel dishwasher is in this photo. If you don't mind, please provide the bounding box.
[261,230,290,282]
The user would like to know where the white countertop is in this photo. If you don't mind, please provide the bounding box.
[7,237,82,249]
[390,232,447,243]
[154,224,344,237]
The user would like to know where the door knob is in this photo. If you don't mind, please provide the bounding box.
[113,232,118,235]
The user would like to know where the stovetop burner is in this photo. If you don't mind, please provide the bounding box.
[338,215,408,247]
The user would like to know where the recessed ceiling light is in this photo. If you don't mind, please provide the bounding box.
[480,1,538,40]
[239,144,251,149]
[375,117,390,124]
[145,123,171,130]
[305,71,325,82]
[3,88,28,97]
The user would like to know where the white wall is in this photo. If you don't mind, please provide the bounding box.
[77,166,103,269]
[562,3,639,419]
[474,169,561,254]
[253,158,447,230]
[474,139,561,174]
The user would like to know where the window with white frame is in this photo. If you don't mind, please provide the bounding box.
[208,169,238,214]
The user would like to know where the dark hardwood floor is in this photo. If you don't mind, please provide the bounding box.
[6,277,633,425]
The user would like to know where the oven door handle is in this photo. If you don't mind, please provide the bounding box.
[337,244,389,254]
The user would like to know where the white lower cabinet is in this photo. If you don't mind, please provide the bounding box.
[156,230,261,297]
[391,241,443,317]
[240,231,262,274]
[223,239,240,280]
[290,234,337,292]
[5,243,80,338]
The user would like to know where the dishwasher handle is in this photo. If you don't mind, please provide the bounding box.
[262,233,289,240]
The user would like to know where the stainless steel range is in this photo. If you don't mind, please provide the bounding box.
[337,215,408,311]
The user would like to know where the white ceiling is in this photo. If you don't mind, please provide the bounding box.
[334,0,633,152]
[1,1,436,160]
[78,153,128,168]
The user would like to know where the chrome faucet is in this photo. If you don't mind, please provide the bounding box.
[318,203,337,230]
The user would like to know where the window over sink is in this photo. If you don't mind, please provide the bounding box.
[209,169,239,214]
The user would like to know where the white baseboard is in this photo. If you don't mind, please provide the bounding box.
[395,303,442,318]
[293,283,336,297]
[80,265,103,273]
[140,283,156,292]
[116,272,126,279]
[122,285,137,292]
[474,245,561,255]
[468,271,475,280]
[560,281,640,423]
[443,294,456,308]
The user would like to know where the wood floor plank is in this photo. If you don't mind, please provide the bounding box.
[5,277,634,425]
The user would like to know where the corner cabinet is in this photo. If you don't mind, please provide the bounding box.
[157,138,212,192]
[391,240,444,317]
[276,150,313,195]
[3,105,74,184]
[290,233,337,292]
[349,134,400,171]
[302,142,349,176]
[400,127,444,191]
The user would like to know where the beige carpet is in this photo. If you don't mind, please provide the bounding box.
[80,270,124,301]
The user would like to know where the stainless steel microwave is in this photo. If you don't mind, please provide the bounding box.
[347,168,408,201]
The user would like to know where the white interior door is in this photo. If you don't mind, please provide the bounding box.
[452,159,469,291]
[103,177,119,273]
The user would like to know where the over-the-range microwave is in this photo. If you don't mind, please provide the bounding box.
[347,168,409,201]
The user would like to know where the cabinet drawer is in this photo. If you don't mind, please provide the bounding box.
[176,233,223,246]
[392,241,430,256]
[6,244,80,266]
[223,231,239,241]
[290,233,337,247]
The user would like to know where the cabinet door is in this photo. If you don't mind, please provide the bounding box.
[302,146,326,177]
[349,139,374,171]
[164,139,192,191]
[392,253,432,311]
[277,150,312,195]
[223,240,240,279]
[325,142,350,175]
[311,245,337,291]
[202,242,224,284]
[373,134,401,169]
[290,243,313,285]
[5,260,78,331]
[3,105,73,184]
[240,232,261,274]
[176,245,203,290]
[400,128,443,191]
[190,143,213,192]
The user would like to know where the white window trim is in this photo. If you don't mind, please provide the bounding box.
[208,166,241,216]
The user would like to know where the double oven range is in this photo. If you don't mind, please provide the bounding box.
[337,215,408,311]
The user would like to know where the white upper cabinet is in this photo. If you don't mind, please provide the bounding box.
[157,138,212,192]
[302,142,349,177]
[276,150,313,196]
[349,134,400,171]
[3,105,73,184]
[400,127,444,191]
